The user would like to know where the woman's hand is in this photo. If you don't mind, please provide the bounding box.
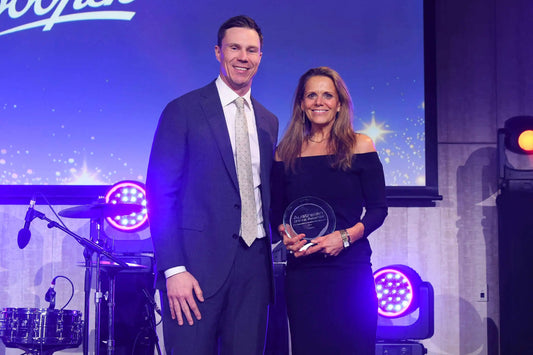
[303,230,344,258]
[278,224,309,258]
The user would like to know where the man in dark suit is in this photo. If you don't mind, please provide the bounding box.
[146,15,278,354]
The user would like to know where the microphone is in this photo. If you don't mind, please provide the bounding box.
[142,288,162,316]
[45,277,57,310]
[17,198,36,249]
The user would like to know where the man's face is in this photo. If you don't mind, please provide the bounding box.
[215,27,262,96]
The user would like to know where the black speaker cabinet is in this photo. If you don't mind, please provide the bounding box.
[497,190,533,354]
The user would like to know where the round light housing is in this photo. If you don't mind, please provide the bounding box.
[504,116,533,155]
[374,265,422,318]
[105,180,148,232]
[518,130,533,153]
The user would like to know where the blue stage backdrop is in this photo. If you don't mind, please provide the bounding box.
[0,0,435,201]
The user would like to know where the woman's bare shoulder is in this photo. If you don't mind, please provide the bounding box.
[353,133,377,154]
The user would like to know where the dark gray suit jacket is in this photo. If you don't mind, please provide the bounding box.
[146,80,278,299]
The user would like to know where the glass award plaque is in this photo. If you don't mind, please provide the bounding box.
[283,196,336,250]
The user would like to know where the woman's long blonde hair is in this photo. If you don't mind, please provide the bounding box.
[276,67,357,172]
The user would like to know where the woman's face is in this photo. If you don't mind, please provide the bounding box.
[301,75,341,129]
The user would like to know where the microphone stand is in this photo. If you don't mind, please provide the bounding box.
[29,208,128,355]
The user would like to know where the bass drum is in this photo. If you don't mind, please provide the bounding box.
[0,308,83,352]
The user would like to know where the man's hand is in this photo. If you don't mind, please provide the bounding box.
[166,271,204,325]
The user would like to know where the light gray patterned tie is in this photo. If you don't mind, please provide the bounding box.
[235,97,257,246]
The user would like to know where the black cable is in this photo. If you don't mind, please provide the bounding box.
[130,290,163,355]
[47,274,75,310]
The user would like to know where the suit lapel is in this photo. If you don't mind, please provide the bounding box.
[200,82,239,190]
[199,82,274,193]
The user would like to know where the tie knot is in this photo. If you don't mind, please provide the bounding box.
[235,97,245,110]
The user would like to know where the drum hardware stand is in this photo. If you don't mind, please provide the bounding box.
[83,246,93,355]
[90,217,105,355]
[26,207,128,355]
[86,214,126,355]
[91,217,128,355]
[102,268,118,355]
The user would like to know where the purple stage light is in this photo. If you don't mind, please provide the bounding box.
[105,180,148,232]
[374,265,422,318]
[374,264,434,342]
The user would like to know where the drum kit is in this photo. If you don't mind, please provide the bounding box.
[0,201,152,355]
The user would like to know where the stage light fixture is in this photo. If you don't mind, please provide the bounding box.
[374,264,434,342]
[374,265,422,318]
[498,116,533,191]
[503,116,533,155]
[105,180,148,232]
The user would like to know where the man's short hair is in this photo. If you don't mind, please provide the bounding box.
[217,15,263,49]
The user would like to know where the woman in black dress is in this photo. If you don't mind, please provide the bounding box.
[271,67,388,354]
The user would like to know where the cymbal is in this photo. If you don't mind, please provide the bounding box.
[59,203,143,219]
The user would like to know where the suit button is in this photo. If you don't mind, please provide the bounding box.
[234,204,241,210]
[232,234,239,239]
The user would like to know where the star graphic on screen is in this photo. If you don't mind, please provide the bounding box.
[68,162,106,185]
[359,111,393,143]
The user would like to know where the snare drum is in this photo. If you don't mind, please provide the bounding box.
[0,308,82,351]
